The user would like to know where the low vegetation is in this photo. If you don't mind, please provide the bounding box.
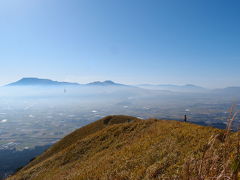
[8,115,240,180]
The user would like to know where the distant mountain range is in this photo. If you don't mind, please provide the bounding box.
[212,86,240,95]
[137,84,207,92]
[7,78,79,86]
[6,78,124,87]
[5,78,240,95]
[5,78,204,90]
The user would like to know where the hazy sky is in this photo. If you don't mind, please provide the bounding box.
[0,0,239,88]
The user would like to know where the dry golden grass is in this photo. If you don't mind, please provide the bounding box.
[7,115,240,180]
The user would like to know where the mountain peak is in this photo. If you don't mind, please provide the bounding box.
[87,80,123,86]
[103,80,115,84]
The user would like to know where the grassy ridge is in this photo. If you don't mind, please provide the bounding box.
[21,115,139,171]
[8,115,239,180]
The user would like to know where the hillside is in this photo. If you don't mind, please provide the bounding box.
[8,115,240,180]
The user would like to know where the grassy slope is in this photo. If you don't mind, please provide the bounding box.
[8,115,238,180]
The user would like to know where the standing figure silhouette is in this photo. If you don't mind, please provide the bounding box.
[184,114,187,122]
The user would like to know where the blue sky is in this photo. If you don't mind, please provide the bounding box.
[0,0,239,88]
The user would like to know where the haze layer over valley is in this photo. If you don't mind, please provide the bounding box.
[0,78,240,151]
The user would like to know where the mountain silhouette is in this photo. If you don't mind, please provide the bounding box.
[6,78,126,87]
[6,78,79,86]
[87,80,125,86]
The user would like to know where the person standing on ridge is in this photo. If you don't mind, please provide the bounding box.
[184,114,187,122]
